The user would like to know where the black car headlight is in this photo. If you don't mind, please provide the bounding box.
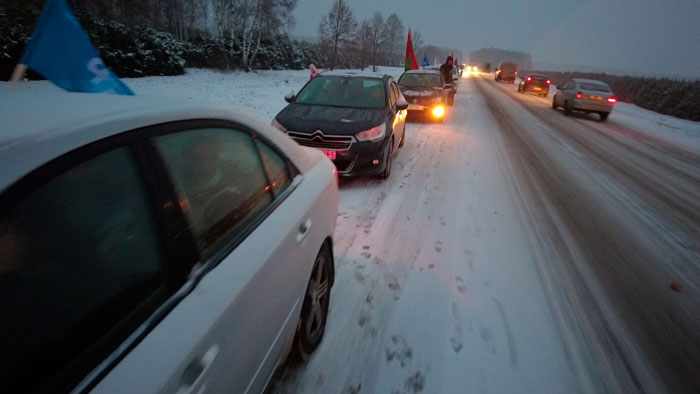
[356,124,386,142]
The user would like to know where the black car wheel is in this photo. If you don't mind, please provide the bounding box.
[378,138,394,180]
[552,98,558,109]
[599,112,609,122]
[564,101,572,116]
[292,243,332,361]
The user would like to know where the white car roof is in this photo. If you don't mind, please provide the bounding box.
[0,87,313,191]
[573,78,610,85]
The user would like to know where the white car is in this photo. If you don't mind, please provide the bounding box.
[0,89,339,394]
[552,78,617,121]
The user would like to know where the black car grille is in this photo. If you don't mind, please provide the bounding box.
[405,96,437,105]
[287,130,355,150]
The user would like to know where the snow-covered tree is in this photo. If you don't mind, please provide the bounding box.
[317,0,356,70]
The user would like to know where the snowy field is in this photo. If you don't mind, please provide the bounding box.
[2,69,699,393]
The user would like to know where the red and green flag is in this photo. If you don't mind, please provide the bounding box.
[405,28,419,71]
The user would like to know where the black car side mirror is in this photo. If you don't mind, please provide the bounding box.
[396,99,409,111]
[284,93,295,103]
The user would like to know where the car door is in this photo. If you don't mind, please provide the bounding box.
[91,122,319,394]
[0,141,191,394]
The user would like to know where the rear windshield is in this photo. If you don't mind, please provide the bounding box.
[530,75,548,81]
[578,82,611,92]
[399,73,442,87]
[500,63,517,71]
[295,76,386,109]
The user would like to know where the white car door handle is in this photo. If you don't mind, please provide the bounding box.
[297,219,312,243]
[177,344,220,394]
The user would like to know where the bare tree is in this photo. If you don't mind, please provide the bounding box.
[356,19,373,71]
[212,0,233,39]
[382,13,404,67]
[369,11,384,72]
[412,30,424,59]
[317,0,356,70]
[233,0,297,71]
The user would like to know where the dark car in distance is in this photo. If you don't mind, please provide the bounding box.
[272,71,408,179]
[518,74,551,96]
[398,69,448,122]
[495,61,518,83]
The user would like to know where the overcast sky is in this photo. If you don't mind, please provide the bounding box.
[292,0,700,78]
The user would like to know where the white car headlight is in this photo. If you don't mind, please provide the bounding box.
[356,123,386,142]
[271,118,287,132]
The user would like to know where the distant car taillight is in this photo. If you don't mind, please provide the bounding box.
[575,92,584,99]
[497,69,502,74]
[546,80,551,85]
[608,97,617,103]
[514,71,518,75]
[527,77,532,82]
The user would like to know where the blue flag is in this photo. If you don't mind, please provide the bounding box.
[421,54,430,68]
[20,0,134,95]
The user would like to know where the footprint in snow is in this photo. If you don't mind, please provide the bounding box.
[456,276,467,294]
[404,371,425,393]
[450,302,464,353]
[361,252,372,259]
[385,335,412,367]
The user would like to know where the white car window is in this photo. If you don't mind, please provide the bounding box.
[154,128,273,256]
[0,147,168,393]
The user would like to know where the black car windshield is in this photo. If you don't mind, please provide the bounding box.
[578,82,611,92]
[295,76,386,109]
[399,73,442,87]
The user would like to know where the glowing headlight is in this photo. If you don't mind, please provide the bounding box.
[271,118,287,132]
[432,106,445,118]
[356,123,386,141]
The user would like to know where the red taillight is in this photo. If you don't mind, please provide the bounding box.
[527,77,532,81]
[497,69,502,74]
[546,80,551,85]
[575,92,583,99]
[608,97,617,103]
[514,71,518,75]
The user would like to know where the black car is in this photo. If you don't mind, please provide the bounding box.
[518,74,551,96]
[398,69,449,122]
[272,71,408,179]
[424,65,457,105]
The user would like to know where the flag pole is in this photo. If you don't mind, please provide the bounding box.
[10,64,28,82]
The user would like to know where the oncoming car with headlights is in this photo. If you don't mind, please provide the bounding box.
[272,71,408,179]
[398,69,448,122]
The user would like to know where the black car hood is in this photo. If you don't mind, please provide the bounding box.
[276,104,387,135]
[399,86,442,98]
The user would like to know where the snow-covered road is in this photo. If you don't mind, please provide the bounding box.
[267,77,580,394]
[5,69,698,393]
[266,74,700,394]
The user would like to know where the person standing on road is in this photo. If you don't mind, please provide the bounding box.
[440,56,454,86]
[440,56,455,106]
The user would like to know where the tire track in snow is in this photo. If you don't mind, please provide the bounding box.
[476,75,699,392]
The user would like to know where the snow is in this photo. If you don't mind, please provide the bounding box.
[401,89,437,97]
[2,68,699,393]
